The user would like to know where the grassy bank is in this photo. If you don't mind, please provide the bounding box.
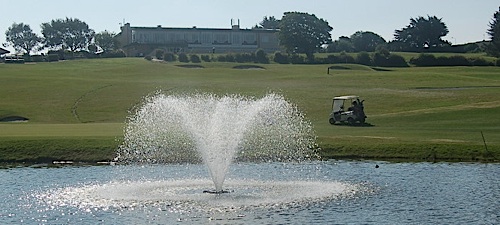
[1,58,499,162]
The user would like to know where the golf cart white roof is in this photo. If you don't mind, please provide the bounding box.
[333,95,359,100]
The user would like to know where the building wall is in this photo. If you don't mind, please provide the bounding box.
[118,23,281,56]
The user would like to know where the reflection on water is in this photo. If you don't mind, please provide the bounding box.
[1,161,499,224]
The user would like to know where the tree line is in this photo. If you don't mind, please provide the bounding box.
[258,7,500,58]
[4,17,119,57]
[3,6,500,59]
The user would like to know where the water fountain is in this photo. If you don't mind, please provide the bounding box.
[5,93,497,224]
[117,92,318,193]
[30,92,358,222]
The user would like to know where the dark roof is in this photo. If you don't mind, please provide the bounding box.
[0,47,10,55]
[130,26,279,33]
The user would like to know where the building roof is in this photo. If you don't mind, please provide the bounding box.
[129,26,278,33]
[0,47,10,55]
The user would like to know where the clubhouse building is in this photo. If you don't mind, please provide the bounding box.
[117,22,281,57]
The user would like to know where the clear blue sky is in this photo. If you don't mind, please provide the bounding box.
[2,0,499,53]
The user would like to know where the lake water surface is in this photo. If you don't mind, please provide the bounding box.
[1,161,498,224]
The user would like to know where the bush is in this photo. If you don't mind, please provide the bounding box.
[101,50,126,58]
[289,54,306,64]
[323,54,338,64]
[48,50,65,60]
[373,53,408,67]
[47,54,59,62]
[255,49,269,64]
[441,55,469,66]
[163,52,176,62]
[338,52,355,64]
[468,57,493,66]
[178,53,189,62]
[409,54,437,66]
[201,55,211,62]
[31,55,45,62]
[155,49,164,60]
[410,54,493,67]
[190,54,201,63]
[234,53,251,63]
[216,55,227,62]
[356,52,372,65]
[225,54,235,62]
[144,55,153,61]
[386,54,408,67]
[273,52,289,64]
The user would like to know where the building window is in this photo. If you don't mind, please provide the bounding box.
[201,33,211,44]
[261,35,269,43]
[232,33,240,44]
[214,33,229,43]
[244,34,256,45]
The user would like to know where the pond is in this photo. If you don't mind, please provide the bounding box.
[0,161,498,224]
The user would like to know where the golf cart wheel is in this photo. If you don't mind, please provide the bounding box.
[329,118,335,125]
[347,117,355,125]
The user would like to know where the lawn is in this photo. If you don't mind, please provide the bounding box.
[1,58,499,162]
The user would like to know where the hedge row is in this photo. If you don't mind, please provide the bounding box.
[273,52,409,67]
[409,54,497,66]
[17,50,126,63]
[147,50,499,67]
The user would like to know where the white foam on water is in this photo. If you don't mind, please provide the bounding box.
[37,179,358,212]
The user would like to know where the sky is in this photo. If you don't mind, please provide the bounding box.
[2,0,499,53]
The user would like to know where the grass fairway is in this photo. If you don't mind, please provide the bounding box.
[1,58,499,162]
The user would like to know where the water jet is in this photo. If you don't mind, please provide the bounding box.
[117,93,317,193]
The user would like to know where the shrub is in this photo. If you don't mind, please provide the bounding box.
[224,54,235,62]
[468,57,493,66]
[200,55,211,62]
[373,53,408,67]
[356,52,372,65]
[216,55,227,62]
[163,52,176,62]
[255,49,269,64]
[234,53,247,63]
[31,55,45,62]
[102,50,126,58]
[178,53,189,62]
[47,54,59,62]
[442,55,469,66]
[48,50,65,60]
[323,54,338,64]
[410,54,493,66]
[190,54,201,63]
[337,52,355,64]
[409,54,437,66]
[273,52,289,64]
[386,54,408,67]
[144,55,153,61]
[155,49,164,60]
[289,54,306,64]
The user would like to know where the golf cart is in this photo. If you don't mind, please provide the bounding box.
[329,95,366,125]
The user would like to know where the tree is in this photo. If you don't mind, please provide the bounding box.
[259,16,280,29]
[327,36,354,53]
[486,7,500,57]
[41,17,95,52]
[278,12,332,60]
[5,23,41,54]
[94,30,118,53]
[394,15,449,50]
[350,31,386,52]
